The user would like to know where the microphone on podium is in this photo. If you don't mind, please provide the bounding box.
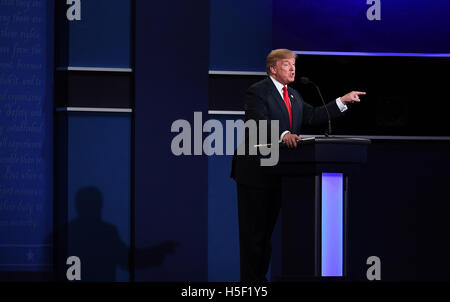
[300,77,332,137]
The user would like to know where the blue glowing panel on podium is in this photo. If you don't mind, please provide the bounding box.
[321,173,343,277]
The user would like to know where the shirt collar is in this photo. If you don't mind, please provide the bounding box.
[269,75,287,93]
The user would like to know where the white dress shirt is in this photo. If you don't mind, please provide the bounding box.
[269,76,347,141]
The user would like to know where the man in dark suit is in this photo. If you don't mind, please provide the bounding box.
[231,49,365,282]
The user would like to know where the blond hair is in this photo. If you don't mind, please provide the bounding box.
[266,49,297,75]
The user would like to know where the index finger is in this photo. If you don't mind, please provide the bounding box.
[354,91,366,95]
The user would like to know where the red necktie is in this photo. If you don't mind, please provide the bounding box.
[282,86,293,129]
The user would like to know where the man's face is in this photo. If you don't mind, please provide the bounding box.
[271,57,296,85]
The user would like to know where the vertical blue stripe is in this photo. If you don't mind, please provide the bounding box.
[67,113,131,281]
[321,173,343,276]
[0,0,54,274]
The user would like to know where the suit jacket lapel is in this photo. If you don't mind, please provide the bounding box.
[266,78,291,126]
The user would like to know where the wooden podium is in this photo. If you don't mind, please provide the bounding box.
[270,137,370,280]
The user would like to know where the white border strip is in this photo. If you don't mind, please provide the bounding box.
[56,107,132,113]
[56,66,133,72]
[209,70,267,76]
[208,110,245,115]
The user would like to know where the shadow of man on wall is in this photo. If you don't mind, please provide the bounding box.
[66,186,179,281]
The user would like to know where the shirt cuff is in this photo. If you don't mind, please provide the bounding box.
[336,97,348,112]
[280,130,290,143]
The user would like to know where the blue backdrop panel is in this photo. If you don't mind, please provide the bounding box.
[209,0,272,71]
[0,0,53,273]
[135,0,209,281]
[66,112,130,281]
[207,116,242,282]
[57,0,131,68]
[273,0,450,53]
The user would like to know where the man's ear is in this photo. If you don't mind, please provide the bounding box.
[270,65,276,75]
